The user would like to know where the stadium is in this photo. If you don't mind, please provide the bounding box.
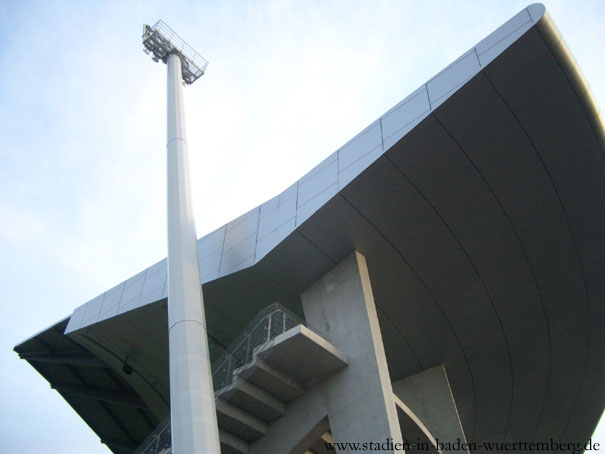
[15,4,605,453]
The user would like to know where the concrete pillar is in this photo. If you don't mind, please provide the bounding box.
[392,365,468,453]
[301,251,403,452]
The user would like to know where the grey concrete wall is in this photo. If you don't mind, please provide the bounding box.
[301,251,403,452]
[248,387,328,454]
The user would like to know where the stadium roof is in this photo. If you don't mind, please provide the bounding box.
[15,4,605,452]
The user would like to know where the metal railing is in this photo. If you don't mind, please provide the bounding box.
[142,20,208,85]
[135,421,171,454]
[211,302,304,390]
[133,302,305,454]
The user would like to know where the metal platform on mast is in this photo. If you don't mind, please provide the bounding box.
[142,20,208,85]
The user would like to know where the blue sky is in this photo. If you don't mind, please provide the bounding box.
[1,1,603,452]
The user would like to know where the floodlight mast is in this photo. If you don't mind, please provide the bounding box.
[142,21,219,454]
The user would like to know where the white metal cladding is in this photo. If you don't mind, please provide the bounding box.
[66,4,544,335]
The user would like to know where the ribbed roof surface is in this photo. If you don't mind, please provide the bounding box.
[16,4,605,452]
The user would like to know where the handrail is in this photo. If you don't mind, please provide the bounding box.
[211,302,305,390]
[133,302,307,454]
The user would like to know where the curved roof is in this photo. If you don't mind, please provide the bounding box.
[16,4,605,452]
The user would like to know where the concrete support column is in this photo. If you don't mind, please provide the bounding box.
[392,365,468,453]
[301,251,402,452]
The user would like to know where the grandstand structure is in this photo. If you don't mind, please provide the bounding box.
[15,4,605,453]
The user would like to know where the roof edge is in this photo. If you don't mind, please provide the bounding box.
[535,7,605,150]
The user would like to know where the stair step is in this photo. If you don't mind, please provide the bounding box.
[234,359,304,402]
[219,429,248,454]
[216,399,267,441]
[216,376,286,421]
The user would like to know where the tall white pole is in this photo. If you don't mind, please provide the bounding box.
[166,52,221,454]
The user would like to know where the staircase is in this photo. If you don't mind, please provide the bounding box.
[134,303,348,454]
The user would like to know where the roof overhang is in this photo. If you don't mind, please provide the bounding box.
[16,4,605,452]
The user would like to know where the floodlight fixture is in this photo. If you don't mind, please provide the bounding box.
[142,20,208,85]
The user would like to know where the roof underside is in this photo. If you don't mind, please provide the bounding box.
[16,5,605,452]
[14,319,161,453]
